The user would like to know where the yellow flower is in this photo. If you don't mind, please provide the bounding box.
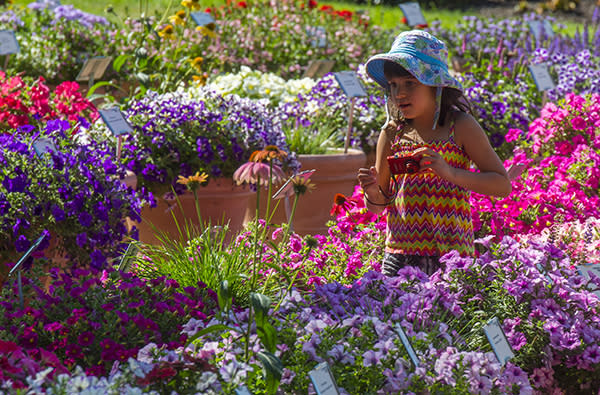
[177,171,208,192]
[196,25,217,38]
[181,0,201,10]
[158,24,175,40]
[169,14,185,26]
[192,74,208,86]
[291,175,316,196]
[176,10,187,19]
[190,56,204,73]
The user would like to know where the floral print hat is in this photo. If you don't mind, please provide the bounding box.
[365,30,462,130]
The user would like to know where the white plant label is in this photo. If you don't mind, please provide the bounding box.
[399,2,427,27]
[334,71,367,98]
[394,323,420,367]
[190,11,215,26]
[529,63,555,92]
[99,107,134,136]
[483,317,514,366]
[309,362,339,395]
[0,30,19,55]
[304,59,335,79]
[33,138,58,157]
[76,56,112,82]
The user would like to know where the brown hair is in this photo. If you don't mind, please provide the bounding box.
[383,60,473,127]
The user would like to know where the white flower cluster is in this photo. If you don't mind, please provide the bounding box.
[189,66,317,105]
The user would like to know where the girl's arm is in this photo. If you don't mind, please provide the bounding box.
[357,127,394,214]
[414,113,512,197]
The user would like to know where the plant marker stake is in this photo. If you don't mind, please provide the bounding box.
[8,234,46,310]
[116,135,123,162]
[284,195,292,231]
[344,97,356,154]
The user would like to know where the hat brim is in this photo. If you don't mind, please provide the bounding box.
[365,53,463,92]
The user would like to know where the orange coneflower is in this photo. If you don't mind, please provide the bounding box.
[249,145,288,163]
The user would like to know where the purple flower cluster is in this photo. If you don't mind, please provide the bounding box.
[27,1,109,28]
[0,120,141,269]
[267,234,600,393]
[112,89,297,196]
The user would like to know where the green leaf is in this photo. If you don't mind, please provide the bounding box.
[218,279,232,312]
[251,292,271,327]
[257,321,278,354]
[185,323,238,346]
[86,81,119,98]
[113,54,129,73]
[257,351,283,395]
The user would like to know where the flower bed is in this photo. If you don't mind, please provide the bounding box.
[0,120,141,271]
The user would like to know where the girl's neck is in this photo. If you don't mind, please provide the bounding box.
[406,107,438,134]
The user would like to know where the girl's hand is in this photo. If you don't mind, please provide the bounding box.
[412,147,455,181]
[357,166,378,190]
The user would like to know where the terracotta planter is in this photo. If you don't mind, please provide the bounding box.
[131,178,254,245]
[244,148,366,235]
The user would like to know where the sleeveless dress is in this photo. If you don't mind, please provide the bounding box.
[384,114,474,272]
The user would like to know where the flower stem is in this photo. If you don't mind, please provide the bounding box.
[281,193,299,246]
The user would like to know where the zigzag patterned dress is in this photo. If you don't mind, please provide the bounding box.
[386,116,474,258]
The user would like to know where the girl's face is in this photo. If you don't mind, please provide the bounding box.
[387,75,435,120]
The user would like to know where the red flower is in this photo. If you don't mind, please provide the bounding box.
[401,17,407,24]
[236,1,247,8]
[319,4,333,12]
[330,193,359,217]
[0,340,19,354]
[335,9,353,21]
[308,0,318,8]
[205,7,212,13]
[416,23,429,28]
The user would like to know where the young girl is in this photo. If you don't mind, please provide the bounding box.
[357,30,511,276]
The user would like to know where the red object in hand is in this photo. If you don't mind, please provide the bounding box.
[387,155,421,174]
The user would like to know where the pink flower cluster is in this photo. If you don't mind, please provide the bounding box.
[471,93,600,239]
[0,71,98,130]
[0,339,68,389]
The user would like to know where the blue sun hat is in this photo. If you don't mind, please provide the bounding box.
[365,30,462,130]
